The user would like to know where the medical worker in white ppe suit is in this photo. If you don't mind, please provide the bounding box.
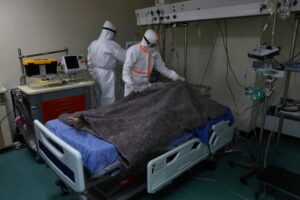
[88,20,126,107]
[122,29,185,96]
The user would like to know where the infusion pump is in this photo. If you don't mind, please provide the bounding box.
[60,55,87,74]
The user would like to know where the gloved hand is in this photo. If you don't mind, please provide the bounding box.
[131,83,138,93]
[124,83,136,96]
[176,76,186,82]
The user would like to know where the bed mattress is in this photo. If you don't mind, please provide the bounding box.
[46,108,233,175]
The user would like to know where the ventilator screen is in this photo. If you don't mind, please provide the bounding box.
[65,56,80,69]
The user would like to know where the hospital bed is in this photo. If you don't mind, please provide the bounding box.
[34,108,234,200]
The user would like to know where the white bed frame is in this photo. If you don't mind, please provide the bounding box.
[34,120,85,192]
[34,119,234,198]
[147,120,234,193]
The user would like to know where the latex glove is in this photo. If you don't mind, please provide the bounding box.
[176,76,186,82]
[131,83,138,92]
[124,83,136,96]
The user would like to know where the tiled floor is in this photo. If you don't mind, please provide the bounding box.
[0,136,299,200]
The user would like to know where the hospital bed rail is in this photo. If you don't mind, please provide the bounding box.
[147,120,234,193]
[34,120,85,192]
[34,119,234,199]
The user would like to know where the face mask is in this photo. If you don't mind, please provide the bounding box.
[146,44,157,53]
[148,43,156,48]
[111,33,116,40]
[146,47,155,53]
[143,35,157,53]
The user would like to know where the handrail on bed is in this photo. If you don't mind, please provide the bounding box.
[33,119,235,196]
[34,120,85,192]
[147,121,235,194]
[210,121,235,154]
[147,138,209,193]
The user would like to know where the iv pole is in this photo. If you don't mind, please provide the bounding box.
[229,7,278,184]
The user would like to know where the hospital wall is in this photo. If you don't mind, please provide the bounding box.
[168,15,300,132]
[1,0,299,134]
[0,0,151,122]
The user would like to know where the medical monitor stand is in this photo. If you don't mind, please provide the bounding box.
[229,8,279,184]
[18,48,69,85]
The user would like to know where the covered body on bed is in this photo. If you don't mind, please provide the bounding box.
[46,107,233,176]
[59,81,227,166]
[35,116,234,197]
[35,81,235,199]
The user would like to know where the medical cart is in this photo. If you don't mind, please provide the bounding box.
[14,81,94,152]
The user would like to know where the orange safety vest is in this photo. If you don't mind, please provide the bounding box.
[131,45,152,78]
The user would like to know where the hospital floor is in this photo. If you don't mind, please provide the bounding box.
[0,135,299,200]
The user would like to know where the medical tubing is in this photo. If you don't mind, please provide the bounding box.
[192,177,248,200]
[165,27,175,64]
[183,23,188,80]
[271,6,278,46]
[217,21,245,89]
[271,58,284,69]
[236,103,261,116]
[225,62,237,111]
[216,21,238,111]
[263,105,279,168]
[260,15,272,40]
[232,131,252,160]
[263,130,274,169]
[200,28,219,86]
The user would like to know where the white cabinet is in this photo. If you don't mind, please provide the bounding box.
[0,86,12,149]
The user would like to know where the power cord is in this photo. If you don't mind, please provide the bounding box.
[263,103,280,169]
[200,27,219,86]
[221,20,245,89]
[217,21,238,111]
[165,26,175,64]
[191,177,249,200]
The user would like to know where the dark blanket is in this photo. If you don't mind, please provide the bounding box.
[59,81,226,166]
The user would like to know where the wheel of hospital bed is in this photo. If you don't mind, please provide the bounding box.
[35,154,44,164]
[55,180,69,195]
[203,156,217,171]
[76,193,92,200]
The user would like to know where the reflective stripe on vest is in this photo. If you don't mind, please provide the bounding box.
[132,69,151,75]
[132,45,152,77]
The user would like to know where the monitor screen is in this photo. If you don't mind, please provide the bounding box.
[65,56,79,69]
[25,64,40,77]
[46,64,57,74]
[25,62,57,77]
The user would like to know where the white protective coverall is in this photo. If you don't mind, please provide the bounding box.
[122,29,184,96]
[88,20,126,107]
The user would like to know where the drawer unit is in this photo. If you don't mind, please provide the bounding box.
[42,94,86,122]
[17,81,94,152]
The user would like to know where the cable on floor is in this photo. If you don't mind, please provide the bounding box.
[192,177,249,200]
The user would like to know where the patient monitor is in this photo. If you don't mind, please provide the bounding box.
[61,55,87,74]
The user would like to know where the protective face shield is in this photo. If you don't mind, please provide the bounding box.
[100,20,117,41]
[141,29,158,53]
